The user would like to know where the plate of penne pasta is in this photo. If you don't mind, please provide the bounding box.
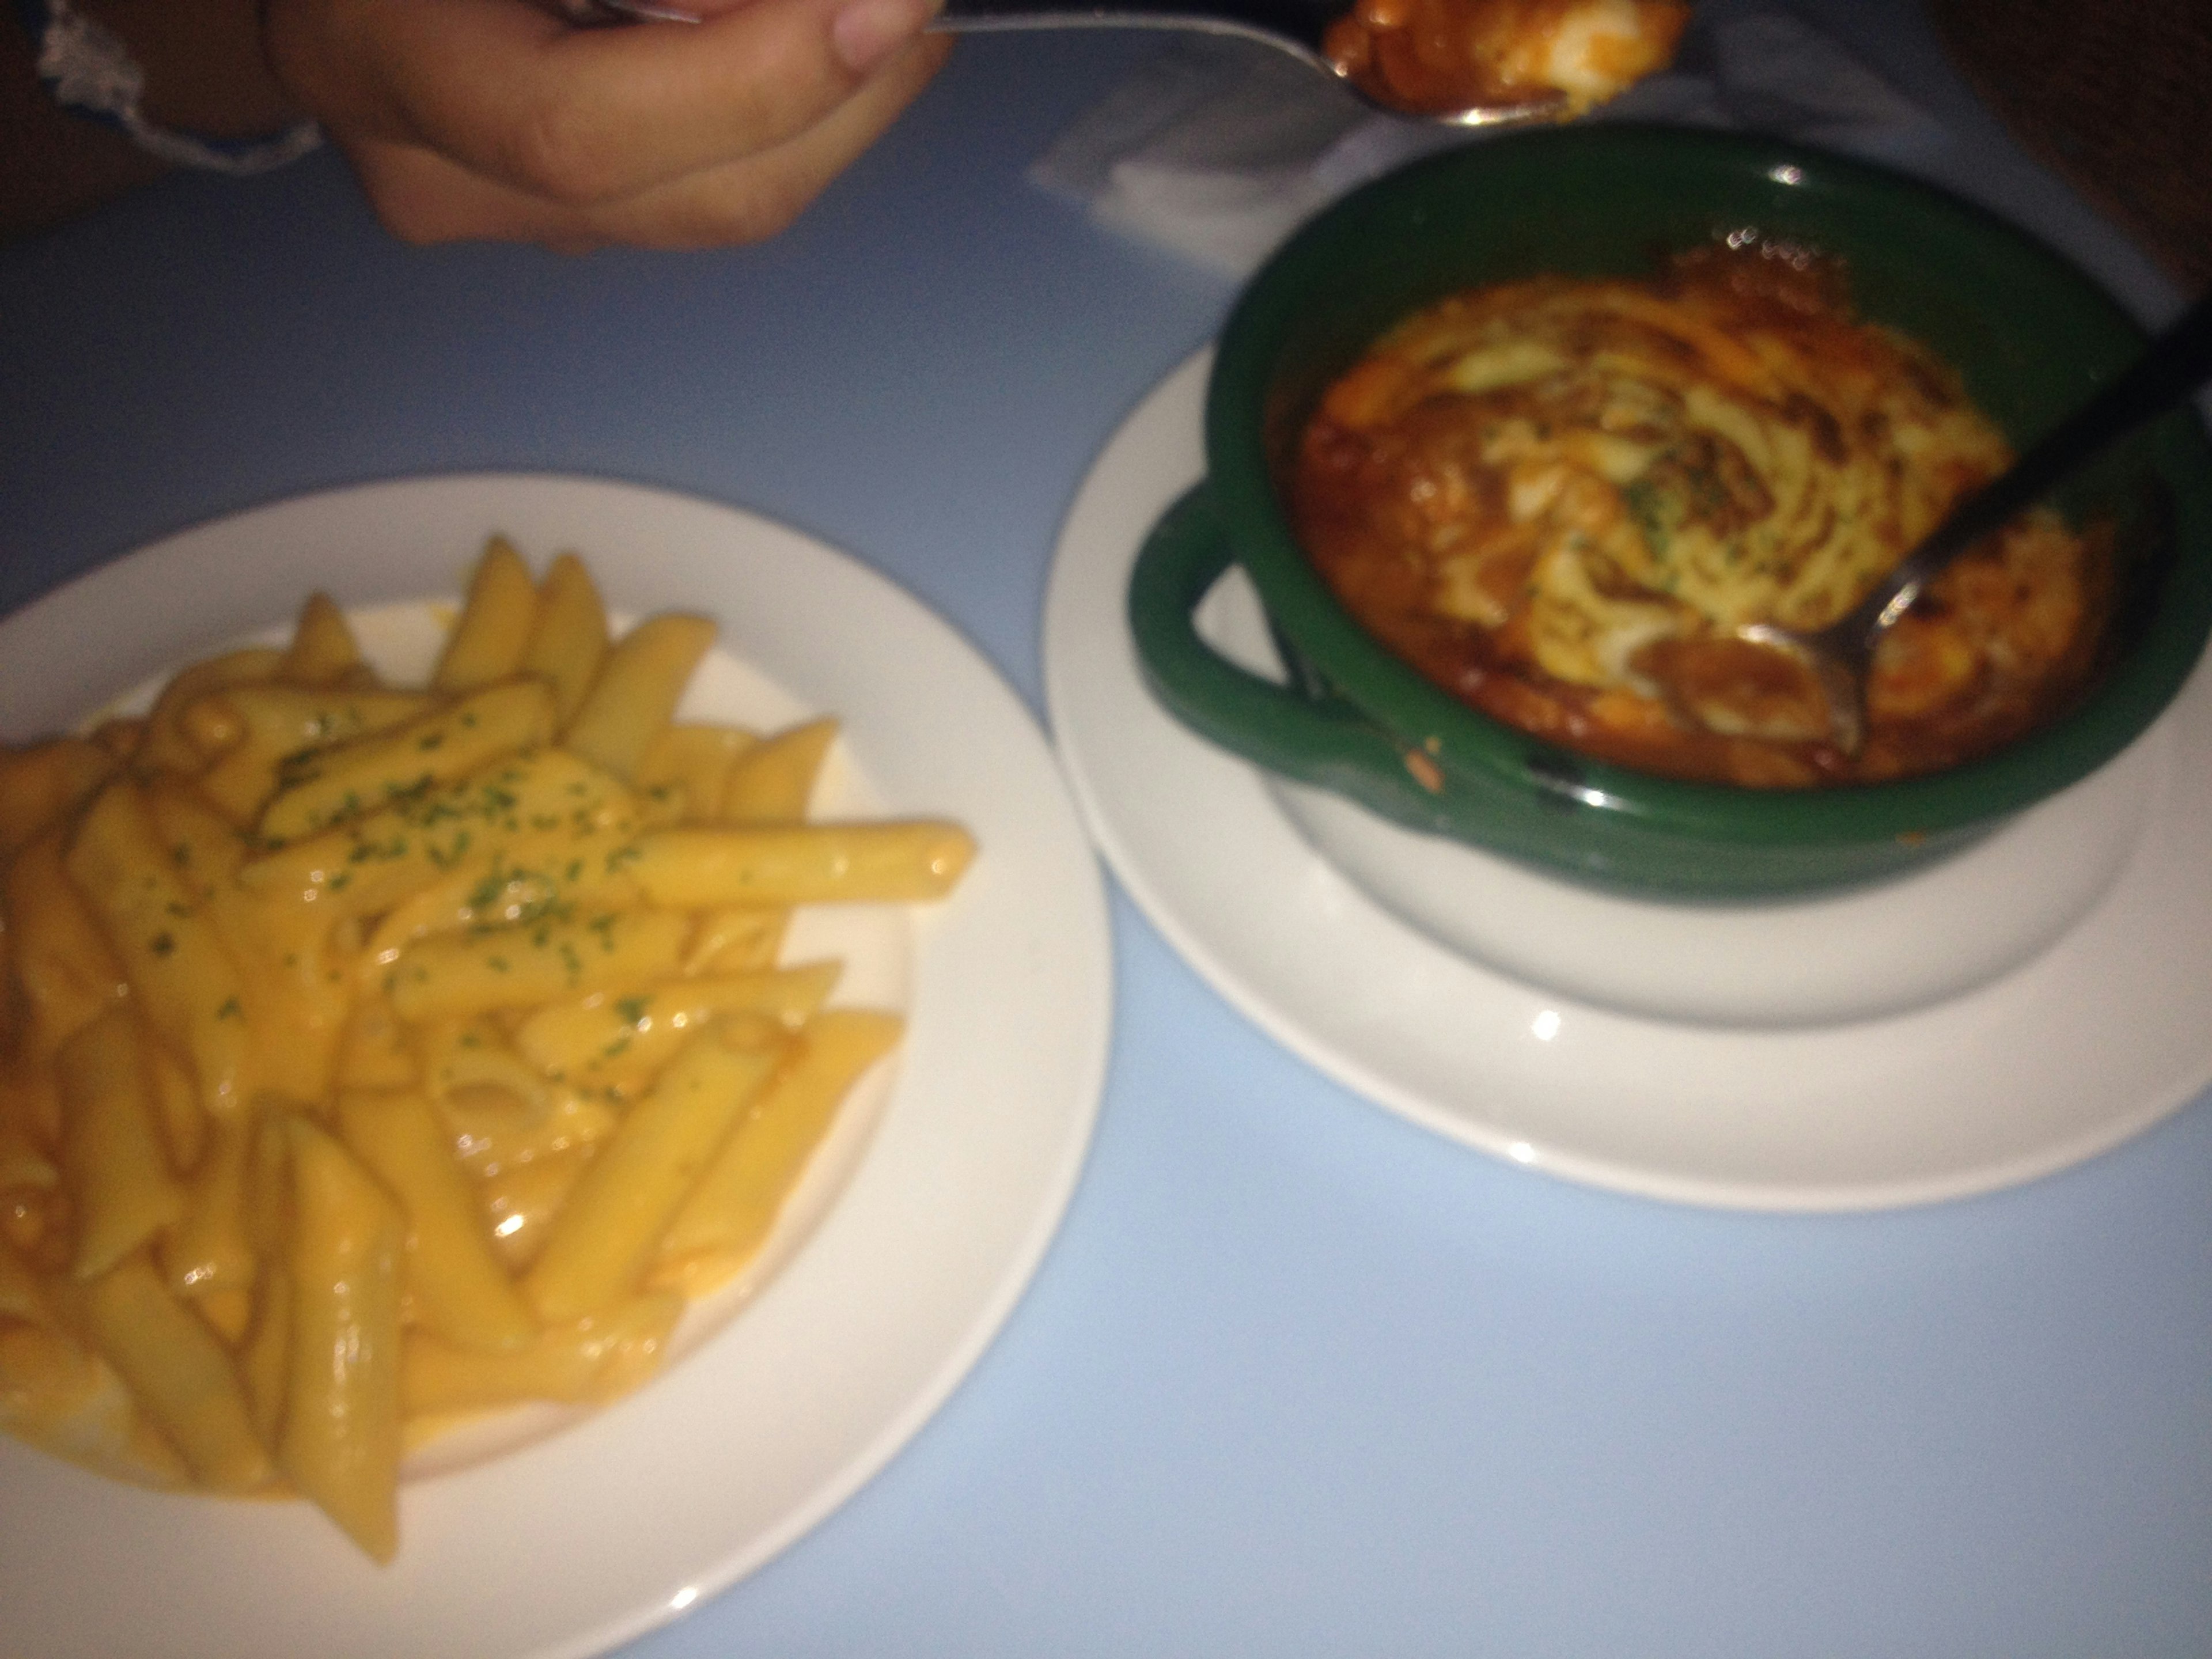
[0,475,1112,1659]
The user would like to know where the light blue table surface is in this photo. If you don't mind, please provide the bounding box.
[3,5,2207,1654]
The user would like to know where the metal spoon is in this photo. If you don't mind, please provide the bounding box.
[1734,287,2212,755]
[544,0,1566,125]
[931,0,1565,124]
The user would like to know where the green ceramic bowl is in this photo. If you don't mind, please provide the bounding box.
[1130,126,2212,899]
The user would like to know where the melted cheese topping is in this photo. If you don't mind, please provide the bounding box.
[1290,247,2101,786]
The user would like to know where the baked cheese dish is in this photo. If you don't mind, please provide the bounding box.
[1288,242,2103,785]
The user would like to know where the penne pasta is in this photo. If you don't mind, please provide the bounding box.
[77,1252,272,1493]
[517,552,611,725]
[718,716,836,823]
[521,1021,786,1323]
[194,1287,253,1345]
[509,961,840,1100]
[476,1145,592,1272]
[431,535,536,694]
[65,779,253,1121]
[158,1117,257,1304]
[56,1010,187,1282]
[359,835,647,964]
[400,1291,681,1414]
[627,820,976,908]
[237,1260,291,1448]
[0,1102,58,1193]
[560,613,716,781]
[145,778,347,1109]
[332,988,420,1093]
[256,677,558,847]
[415,1018,618,1172]
[190,684,432,823]
[5,868,116,1159]
[238,745,638,919]
[339,1089,537,1354]
[87,717,146,764]
[141,1038,207,1179]
[136,647,283,779]
[0,737,113,859]
[0,1229,56,1326]
[0,1319,194,1489]
[281,1118,405,1563]
[197,684,430,762]
[384,907,690,1021]
[681,904,789,976]
[634,723,759,827]
[4,828,127,1071]
[652,728,836,986]
[276,592,367,688]
[0,538,974,1565]
[654,1009,902,1293]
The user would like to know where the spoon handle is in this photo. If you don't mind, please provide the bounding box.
[531,0,703,21]
[1854,288,2212,637]
[935,0,1335,56]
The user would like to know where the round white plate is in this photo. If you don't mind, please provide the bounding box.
[0,475,1113,1659]
[1043,352,2212,1211]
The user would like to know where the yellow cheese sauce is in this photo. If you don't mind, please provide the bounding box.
[0,547,969,1562]
[1289,243,2104,786]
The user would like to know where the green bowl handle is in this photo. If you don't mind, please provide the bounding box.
[1127,482,1463,834]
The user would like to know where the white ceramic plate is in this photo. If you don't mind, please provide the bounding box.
[0,475,1112,1659]
[1043,352,2212,1211]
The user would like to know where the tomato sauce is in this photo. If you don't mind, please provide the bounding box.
[1286,247,2105,786]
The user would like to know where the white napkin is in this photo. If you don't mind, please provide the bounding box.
[1028,2,1957,275]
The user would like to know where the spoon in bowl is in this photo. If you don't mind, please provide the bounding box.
[1715,287,2212,756]
[545,0,1569,124]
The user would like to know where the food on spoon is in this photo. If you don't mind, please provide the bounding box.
[1324,0,1690,118]
[1288,240,2105,785]
[0,541,974,1560]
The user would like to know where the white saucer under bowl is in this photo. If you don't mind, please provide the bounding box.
[1185,566,2158,1029]
[1043,351,2212,1211]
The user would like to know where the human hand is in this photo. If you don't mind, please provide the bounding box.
[263,0,949,249]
